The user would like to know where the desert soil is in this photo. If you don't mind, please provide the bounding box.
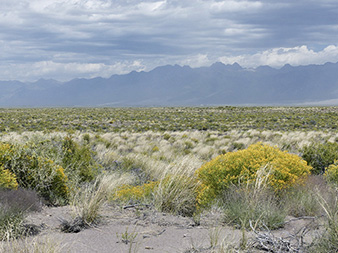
[3,204,324,253]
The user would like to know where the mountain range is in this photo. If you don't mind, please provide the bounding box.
[1,62,338,107]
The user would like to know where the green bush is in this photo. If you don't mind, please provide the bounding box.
[61,136,99,183]
[196,142,312,208]
[301,142,338,174]
[0,143,69,205]
[324,161,338,185]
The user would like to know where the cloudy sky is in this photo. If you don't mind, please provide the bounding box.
[1,0,338,81]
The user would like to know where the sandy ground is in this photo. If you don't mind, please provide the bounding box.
[3,204,324,253]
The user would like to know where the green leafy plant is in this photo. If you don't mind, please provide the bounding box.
[0,207,25,241]
[301,142,338,174]
[324,161,338,185]
[0,143,69,205]
[116,227,138,245]
[61,136,99,183]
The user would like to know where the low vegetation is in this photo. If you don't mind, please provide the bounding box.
[195,142,312,209]
[1,106,338,251]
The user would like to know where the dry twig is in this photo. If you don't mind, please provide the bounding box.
[249,217,318,252]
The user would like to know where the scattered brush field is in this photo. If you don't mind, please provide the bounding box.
[2,106,338,252]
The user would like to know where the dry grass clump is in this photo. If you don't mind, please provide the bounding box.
[282,175,325,217]
[152,158,201,216]
[70,173,133,226]
[310,187,338,252]
[0,236,63,253]
[113,156,202,216]
[220,166,286,230]
[0,188,41,241]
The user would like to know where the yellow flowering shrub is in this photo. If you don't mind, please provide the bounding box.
[0,166,18,189]
[324,161,338,185]
[0,143,69,205]
[114,181,158,203]
[195,142,312,208]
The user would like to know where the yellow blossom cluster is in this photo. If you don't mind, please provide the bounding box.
[0,165,18,189]
[195,142,312,208]
[114,181,158,202]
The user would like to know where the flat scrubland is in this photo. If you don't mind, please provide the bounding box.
[2,107,338,252]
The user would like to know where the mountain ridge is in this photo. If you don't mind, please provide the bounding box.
[1,62,338,107]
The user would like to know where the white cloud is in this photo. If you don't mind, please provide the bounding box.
[0,61,146,82]
[210,0,263,13]
[179,54,212,67]
[219,45,338,68]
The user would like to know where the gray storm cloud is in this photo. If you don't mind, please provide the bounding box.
[0,0,338,81]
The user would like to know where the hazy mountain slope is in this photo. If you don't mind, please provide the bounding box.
[1,62,338,107]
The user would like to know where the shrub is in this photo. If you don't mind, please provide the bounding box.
[114,181,158,204]
[196,142,312,208]
[0,166,18,189]
[0,143,69,205]
[301,142,338,174]
[61,136,99,183]
[325,161,338,185]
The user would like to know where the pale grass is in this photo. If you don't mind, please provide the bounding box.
[71,173,133,225]
[310,187,338,251]
[0,236,64,253]
[152,156,201,216]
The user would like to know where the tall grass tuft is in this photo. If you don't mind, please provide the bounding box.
[220,165,286,230]
[310,187,338,252]
[282,175,324,217]
[71,173,132,225]
[152,157,200,217]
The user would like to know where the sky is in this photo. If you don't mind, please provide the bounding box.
[1,0,338,82]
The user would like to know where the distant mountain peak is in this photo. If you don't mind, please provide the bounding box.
[211,62,243,71]
[1,61,338,107]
